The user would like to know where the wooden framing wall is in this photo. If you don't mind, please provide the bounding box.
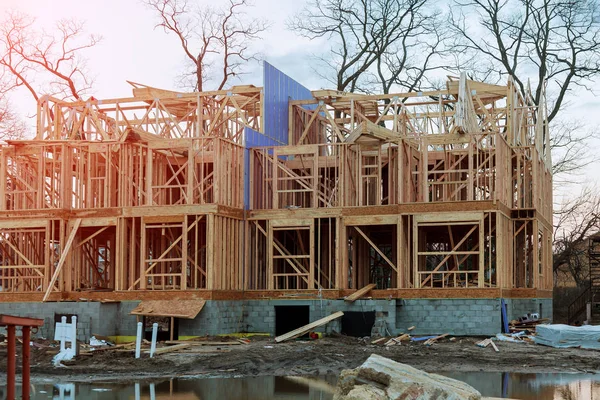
[0,73,553,301]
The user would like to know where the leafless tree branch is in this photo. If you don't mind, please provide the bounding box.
[145,0,270,91]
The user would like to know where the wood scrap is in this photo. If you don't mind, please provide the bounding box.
[275,311,344,343]
[490,340,499,352]
[371,337,388,345]
[407,326,415,331]
[476,338,492,348]
[79,344,132,355]
[424,333,449,346]
[149,343,192,355]
[344,284,377,302]
[164,340,240,346]
[179,348,231,354]
[384,334,411,346]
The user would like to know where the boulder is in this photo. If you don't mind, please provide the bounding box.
[334,354,481,400]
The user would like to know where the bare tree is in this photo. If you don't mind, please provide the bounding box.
[0,10,101,102]
[0,91,26,140]
[553,188,600,286]
[288,0,445,94]
[550,120,599,179]
[450,1,600,291]
[145,0,269,92]
[449,0,600,123]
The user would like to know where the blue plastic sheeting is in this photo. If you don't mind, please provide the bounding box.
[243,127,278,209]
[262,61,314,145]
[410,336,437,341]
[535,324,600,349]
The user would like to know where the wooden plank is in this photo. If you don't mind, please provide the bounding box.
[275,311,344,343]
[344,283,377,302]
[150,343,192,355]
[164,340,240,346]
[490,340,499,352]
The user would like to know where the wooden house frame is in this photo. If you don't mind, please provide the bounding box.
[0,72,552,303]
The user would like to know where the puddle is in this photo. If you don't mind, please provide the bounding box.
[1,372,599,399]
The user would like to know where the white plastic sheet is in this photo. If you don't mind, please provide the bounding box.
[535,324,600,349]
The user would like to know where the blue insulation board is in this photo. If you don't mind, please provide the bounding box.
[243,62,315,209]
[262,61,314,145]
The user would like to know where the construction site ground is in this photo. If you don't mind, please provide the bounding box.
[0,335,598,383]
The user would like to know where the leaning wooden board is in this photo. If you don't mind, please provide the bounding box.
[345,284,376,302]
[275,311,344,343]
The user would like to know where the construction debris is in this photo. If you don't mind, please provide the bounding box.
[424,334,449,346]
[384,334,411,346]
[509,317,549,333]
[371,337,388,345]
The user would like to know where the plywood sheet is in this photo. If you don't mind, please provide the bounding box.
[130,300,206,319]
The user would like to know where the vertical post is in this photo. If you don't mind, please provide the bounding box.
[135,321,143,359]
[150,323,158,358]
[22,326,31,400]
[7,325,16,400]
[587,302,592,324]
[135,383,141,400]
[170,317,175,341]
[70,316,77,351]
[60,316,67,352]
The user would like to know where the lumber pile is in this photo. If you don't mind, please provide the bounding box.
[509,318,548,333]
[371,329,452,347]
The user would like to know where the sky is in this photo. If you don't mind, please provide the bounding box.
[1,0,598,206]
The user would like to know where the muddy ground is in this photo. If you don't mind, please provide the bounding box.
[1,334,599,383]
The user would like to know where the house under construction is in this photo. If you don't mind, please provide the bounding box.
[0,63,552,339]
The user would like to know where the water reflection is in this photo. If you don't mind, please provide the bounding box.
[1,372,600,399]
[445,372,600,400]
[1,376,336,400]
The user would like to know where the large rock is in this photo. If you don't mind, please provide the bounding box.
[334,354,481,400]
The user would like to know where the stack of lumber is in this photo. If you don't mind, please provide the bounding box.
[509,318,548,333]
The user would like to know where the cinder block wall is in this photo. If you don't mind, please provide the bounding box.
[0,302,118,341]
[396,299,502,336]
[0,297,553,340]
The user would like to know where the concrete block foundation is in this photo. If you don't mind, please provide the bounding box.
[0,297,552,340]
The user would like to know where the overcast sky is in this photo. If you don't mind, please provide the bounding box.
[1,0,598,204]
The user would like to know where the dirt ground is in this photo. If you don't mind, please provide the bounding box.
[1,334,599,383]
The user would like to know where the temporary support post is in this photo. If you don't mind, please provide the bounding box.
[150,322,158,358]
[0,314,44,400]
[135,321,143,359]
